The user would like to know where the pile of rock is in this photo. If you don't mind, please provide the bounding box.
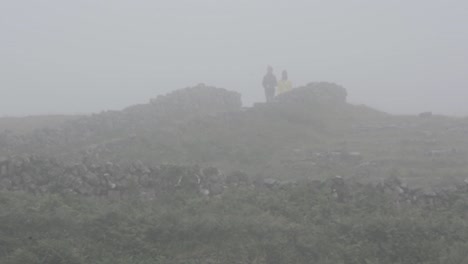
[65,84,242,137]
[277,82,347,105]
[0,85,243,158]
[144,84,242,119]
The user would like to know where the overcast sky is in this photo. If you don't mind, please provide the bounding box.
[1,0,467,116]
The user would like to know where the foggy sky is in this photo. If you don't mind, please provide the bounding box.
[1,0,467,116]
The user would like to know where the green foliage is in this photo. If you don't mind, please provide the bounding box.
[0,186,467,264]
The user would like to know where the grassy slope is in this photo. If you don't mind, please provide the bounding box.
[1,184,467,264]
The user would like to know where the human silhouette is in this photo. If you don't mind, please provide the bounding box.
[262,66,277,102]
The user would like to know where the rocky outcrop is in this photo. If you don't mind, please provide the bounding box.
[145,84,242,119]
[65,84,242,136]
[0,85,242,158]
[276,82,347,104]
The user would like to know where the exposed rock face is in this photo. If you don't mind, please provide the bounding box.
[276,82,347,104]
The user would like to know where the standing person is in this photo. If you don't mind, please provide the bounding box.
[277,70,292,95]
[262,66,277,102]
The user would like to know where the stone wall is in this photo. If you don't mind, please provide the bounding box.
[1,155,466,208]
[0,155,229,198]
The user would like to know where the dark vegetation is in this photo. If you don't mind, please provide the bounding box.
[1,83,468,263]
[1,181,467,264]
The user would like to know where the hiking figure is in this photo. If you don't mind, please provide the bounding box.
[262,66,277,102]
[277,70,292,95]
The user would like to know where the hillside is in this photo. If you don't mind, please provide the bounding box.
[2,83,468,264]
[2,82,468,188]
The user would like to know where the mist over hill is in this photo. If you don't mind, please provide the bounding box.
[2,83,468,263]
[2,83,468,188]
[3,1,468,262]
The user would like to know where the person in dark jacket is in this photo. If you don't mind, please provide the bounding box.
[262,66,277,102]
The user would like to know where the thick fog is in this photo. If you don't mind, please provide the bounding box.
[1,0,467,116]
